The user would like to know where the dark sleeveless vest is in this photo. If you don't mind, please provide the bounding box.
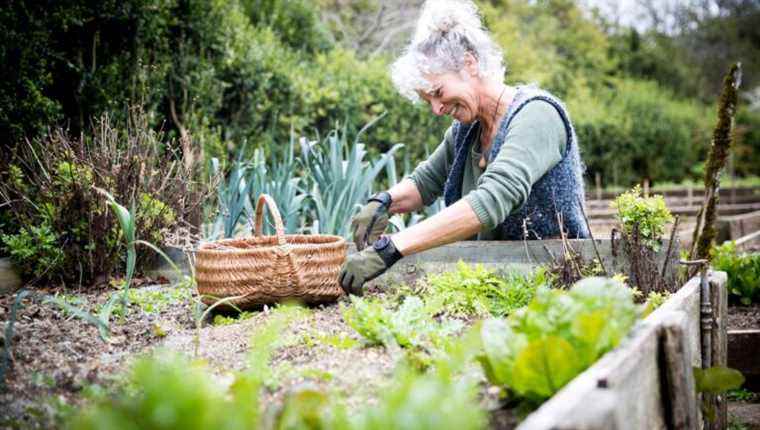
[442,86,589,240]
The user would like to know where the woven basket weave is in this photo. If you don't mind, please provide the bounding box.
[195,194,347,308]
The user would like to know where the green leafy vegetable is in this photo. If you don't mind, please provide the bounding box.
[67,305,299,430]
[479,277,640,402]
[711,241,760,305]
[419,261,550,318]
[342,296,463,350]
[353,366,487,430]
[694,366,745,395]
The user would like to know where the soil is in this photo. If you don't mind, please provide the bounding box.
[728,303,760,330]
[0,283,517,429]
[0,283,195,429]
[730,402,760,429]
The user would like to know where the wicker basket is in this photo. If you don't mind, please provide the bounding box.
[195,194,347,308]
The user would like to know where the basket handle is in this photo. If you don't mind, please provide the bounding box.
[254,194,287,246]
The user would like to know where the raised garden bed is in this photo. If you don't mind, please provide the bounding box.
[376,239,679,287]
[718,210,760,245]
[518,271,727,429]
[0,239,728,429]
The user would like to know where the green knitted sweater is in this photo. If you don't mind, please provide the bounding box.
[408,100,567,240]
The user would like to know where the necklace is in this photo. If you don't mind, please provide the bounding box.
[479,85,508,169]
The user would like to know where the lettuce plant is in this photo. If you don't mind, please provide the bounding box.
[711,241,760,305]
[478,277,640,402]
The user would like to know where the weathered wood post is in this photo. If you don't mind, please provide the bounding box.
[687,184,693,209]
[595,172,602,202]
[660,310,699,429]
[709,270,728,430]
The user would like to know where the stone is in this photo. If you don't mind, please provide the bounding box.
[0,258,22,295]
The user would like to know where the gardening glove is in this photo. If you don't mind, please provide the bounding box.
[351,191,392,251]
[339,235,403,296]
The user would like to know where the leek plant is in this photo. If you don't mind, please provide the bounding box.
[208,153,259,240]
[208,135,308,238]
[104,190,137,308]
[302,117,403,238]
[254,134,308,234]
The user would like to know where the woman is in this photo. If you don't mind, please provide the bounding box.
[339,0,588,295]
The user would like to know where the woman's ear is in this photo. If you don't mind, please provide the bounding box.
[463,52,479,77]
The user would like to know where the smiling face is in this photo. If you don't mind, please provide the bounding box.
[416,53,484,124]
[417,71,481,123]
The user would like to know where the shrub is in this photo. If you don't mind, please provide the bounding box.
[241,0,332,53]
[570,78,711,187]
[734,107,760,177]
[1,222,65,280]
[611,185,674,250]
[711,242,760,305]
[291,48,450,162]
[0,110,207,286]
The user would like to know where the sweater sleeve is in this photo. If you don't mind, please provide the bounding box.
[464,101,567,229]
[407,125,455,206]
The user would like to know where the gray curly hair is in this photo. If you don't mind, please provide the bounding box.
[390,0,506,102]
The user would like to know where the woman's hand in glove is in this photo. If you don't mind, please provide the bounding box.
[351,192,392,251]
[339,235,402,295]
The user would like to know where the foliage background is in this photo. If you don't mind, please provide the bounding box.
[3,0,758,182]
[1,0,759,280]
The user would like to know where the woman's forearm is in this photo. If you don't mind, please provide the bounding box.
[387,179,425,214]
[390,199,482,256]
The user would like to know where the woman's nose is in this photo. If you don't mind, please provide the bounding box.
[430,99,445,116]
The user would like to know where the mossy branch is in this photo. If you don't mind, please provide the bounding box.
[690,63,742,264]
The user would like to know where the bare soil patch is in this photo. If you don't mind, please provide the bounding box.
[730,402,760,429]
[1,282,521,429]
[0,283,196,427]
[729,303,760,330]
